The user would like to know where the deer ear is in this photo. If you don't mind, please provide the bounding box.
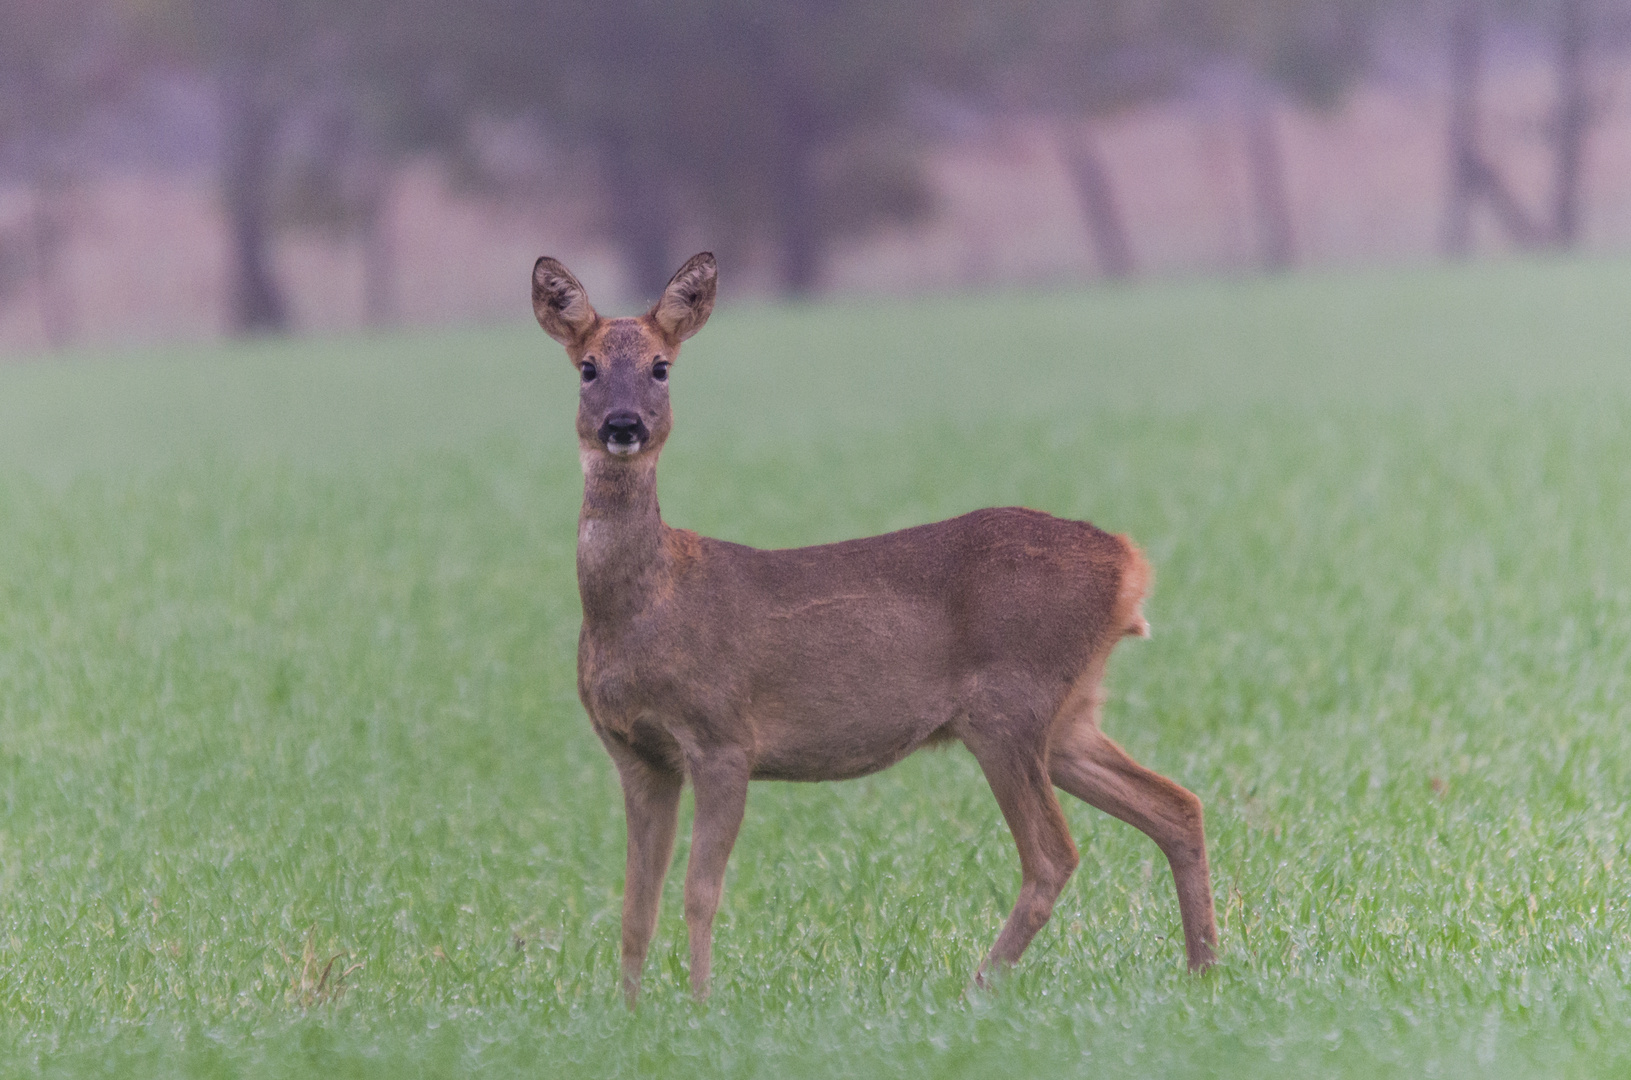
[532,257,599,346]
[648,252,716,344]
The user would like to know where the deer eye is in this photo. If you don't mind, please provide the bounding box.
[652,360,670,382]
[580,361,597,383]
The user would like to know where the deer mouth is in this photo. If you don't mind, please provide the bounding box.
[598,412,649,456]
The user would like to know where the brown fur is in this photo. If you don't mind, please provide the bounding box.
[533,253,1219,1005]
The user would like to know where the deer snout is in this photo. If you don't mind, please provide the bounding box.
[598,412,649,455]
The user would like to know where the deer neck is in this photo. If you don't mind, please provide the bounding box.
[577,451,670,627]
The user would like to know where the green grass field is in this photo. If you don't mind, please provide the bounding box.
[1,257,1630,1077]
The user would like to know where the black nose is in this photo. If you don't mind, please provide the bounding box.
[598,412,648,446]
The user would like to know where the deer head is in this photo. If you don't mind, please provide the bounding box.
[532,252,717,463]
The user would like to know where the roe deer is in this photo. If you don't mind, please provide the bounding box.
[534,252,1218,1005]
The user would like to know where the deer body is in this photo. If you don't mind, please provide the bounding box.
[582,507,1134,782]
[536,253,1218,1006]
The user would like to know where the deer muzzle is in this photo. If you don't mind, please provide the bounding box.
[599,412,649,456]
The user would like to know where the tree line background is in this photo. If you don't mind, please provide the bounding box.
[1,0,1629,347]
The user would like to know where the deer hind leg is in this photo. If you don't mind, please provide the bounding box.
[1048,689,1218,971]
[963,731,1081,984]
[601,735,684,1008]
[680,744,750,1001]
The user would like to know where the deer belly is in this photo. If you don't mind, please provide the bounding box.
[746,673,955,782]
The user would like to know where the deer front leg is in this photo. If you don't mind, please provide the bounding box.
[965,737,1081,985]
[602,735,683,1008]
[681,745,750,1001]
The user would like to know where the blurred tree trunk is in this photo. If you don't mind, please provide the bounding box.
[1243,89,1294,272]
[1551,0,1590,248]
[1059,124,1134,280]
[358,160,395,327]
[361,206,394,329]
[773,87,823,296]
[7,72,78,348]
[1442,0,1481,256]
[29,179,74,349]
[774,140,822,295]
[1443,0,1545,255]
[604,126,675,305]
[221,62,289,334]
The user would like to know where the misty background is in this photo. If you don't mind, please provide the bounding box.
[1,0,1629,354]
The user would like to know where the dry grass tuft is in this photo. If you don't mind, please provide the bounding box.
[283,927,365,1008]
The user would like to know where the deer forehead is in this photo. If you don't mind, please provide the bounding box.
[584,319,668,362]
